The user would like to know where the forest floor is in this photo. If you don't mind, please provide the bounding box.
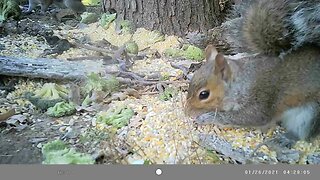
[1,6,319,165]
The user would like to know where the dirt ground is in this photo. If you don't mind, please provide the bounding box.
[0,113,53,164]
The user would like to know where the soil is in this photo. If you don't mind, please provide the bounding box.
[0,99,101,164]
[0,114,51,164]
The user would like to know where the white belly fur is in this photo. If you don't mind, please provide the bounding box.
[280,102,319,140]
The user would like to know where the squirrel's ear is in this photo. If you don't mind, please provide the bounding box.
[214,53,229,81]
[205,44,218,63]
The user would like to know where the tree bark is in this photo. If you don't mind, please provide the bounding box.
[102,0,233,37]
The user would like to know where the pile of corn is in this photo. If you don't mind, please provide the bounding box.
[0,34,50,58]
[108,94,218,164]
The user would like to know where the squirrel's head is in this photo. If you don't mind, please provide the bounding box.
[185,44,234,115]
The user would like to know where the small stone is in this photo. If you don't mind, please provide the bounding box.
[59,126,67,132]
[29,137,48,144]
[69,119,75,126]
[91,118,96,127]
[69,139,75,144]
[6,115,27,125]
[307,153,320,164]
[61,127,76,139]
[277,149,300,164]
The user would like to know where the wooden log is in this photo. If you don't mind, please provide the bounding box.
[0,56,106,81]
[199,133,320,164]
[199,133,251,164]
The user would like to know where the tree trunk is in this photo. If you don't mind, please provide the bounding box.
[102,0,233,37]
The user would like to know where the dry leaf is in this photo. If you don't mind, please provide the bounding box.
[0,109,15,122]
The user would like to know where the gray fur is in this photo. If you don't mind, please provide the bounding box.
[291,2,320,48]
[230,0,320,55]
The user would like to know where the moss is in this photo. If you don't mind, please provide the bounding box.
[159,87,177,101]
[26,95,64,111]
[34,83,69,100]
[160,72,170,81]
[119,20,135,34]
[42,140,94,164]
[163,48,184,58]
[79,129,109,144]
[125,41,139,54]
[205,150,222,164]
[152,31,166,43]
[183,45,205,61]
[47,102,76,117]
[81,12,99,24]
[100,13,116,29]
[143,159,152,165]
[82,0,100,6]
[0,0,21,23]
[81,93,92,106]
[145,30,165,44]
[164,45,204,61]
[24,83,69,111]
[42,139,67,153]
[96,106,134,129]
[81,74,119,106]
[84,73,119,94]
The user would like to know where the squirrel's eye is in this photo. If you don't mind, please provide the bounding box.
[199,90,210,100]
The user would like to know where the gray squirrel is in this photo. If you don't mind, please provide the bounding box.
[185,0,320,142]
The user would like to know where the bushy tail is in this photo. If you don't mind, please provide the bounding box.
[241,0,320,55]
[241,0,293,55]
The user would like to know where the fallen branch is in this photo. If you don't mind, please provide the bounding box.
[170,62,189,78]
[116,76,187,86]
[198,133,250,164]
[71,41,114,55]
[0,56,105,81]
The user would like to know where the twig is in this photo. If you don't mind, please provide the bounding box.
[119,70,145,81]
[71,41,114,55]
[117,77,187,85]
[139,92,159,95]
[170,62,189,77]
[66,56,110,61]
